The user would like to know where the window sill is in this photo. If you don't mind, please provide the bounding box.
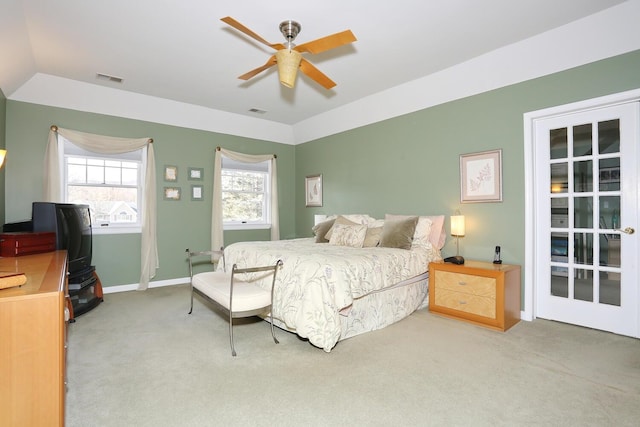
[92,226,142,235]
[224,223,271,231]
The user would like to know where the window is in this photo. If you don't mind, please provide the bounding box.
[221,158,270,229]
[61,137,146,234]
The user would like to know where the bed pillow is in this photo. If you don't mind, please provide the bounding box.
[424,215,446,249]
[379,215,419,250]
[312,218,336,243]
[384,214,433,248]
[340,214,377,225]
[362,226,383,247]
[329,223,367,248]
[324,215,359,240]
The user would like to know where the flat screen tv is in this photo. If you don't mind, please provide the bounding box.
[32,202,93,274]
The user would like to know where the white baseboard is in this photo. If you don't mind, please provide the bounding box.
[102,277,189,294]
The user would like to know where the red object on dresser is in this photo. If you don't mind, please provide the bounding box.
[0,232,57,257]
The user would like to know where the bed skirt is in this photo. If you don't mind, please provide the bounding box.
[266,272,429,349]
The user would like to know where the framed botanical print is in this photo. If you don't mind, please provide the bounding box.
[460,149,502,203]
[305,174,322,207]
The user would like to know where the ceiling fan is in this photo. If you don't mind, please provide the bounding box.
[221,16,357,89]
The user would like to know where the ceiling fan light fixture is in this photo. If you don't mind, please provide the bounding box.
[276,49,302,88]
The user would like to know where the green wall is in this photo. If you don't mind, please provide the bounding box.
[295,49,640,275]
[4,103,296,287]
[4,49,640,294]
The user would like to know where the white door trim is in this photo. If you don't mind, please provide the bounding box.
[522,88,640,322]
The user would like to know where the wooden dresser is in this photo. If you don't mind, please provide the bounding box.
[0,251,69,427]
[428,260,521,331]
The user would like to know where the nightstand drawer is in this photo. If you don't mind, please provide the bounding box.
[434,288,496,318]
[434,270,496,298]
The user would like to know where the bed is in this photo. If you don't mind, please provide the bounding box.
[221,214,445,352]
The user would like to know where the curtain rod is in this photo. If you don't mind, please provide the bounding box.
[216,146,276,158]
[50,124,153,143]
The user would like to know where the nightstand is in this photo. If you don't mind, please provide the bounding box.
[428,260,521,331]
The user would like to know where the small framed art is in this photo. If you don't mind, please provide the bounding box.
[191,185,203,201]
[460,149,502,203]
[164,165,178,182]
[305,174,323,207]
[163,187,181,201]
[188,167,203,181]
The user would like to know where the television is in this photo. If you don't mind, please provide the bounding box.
[32,202,93,274]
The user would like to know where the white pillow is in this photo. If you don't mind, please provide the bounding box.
[329,223,367,248]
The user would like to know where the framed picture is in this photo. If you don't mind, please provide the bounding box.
[164,165,178,182]
[305,174,323,207]
[188,167,203,181]
[460,149,503,203]
[191,185,203,201]
[163,186,181,201]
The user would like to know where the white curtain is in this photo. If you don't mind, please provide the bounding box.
[44,126,158,290]
[212,147,279,251]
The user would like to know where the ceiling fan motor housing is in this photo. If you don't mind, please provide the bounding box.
[280,20,301,42]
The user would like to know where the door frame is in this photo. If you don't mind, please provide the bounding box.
[522,88,640,325]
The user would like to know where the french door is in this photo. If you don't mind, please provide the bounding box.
[534,102,639,337]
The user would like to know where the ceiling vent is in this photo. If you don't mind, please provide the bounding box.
[96,73,123,83]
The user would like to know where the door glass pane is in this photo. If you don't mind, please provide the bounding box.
[574,197,593,228]
[574,269,593,302]
[550,163,568,194]
[551,274,568,298]
[601,235,621,268]
[550,128,568,159]
[598,119,620,154]
[551,232,569,294]
[600,271,621,306]
[574,160,593,192]
[599,196,620,230]
[573,124,592,157]
[551,198,568,228]
[599,158,620,191]
[574,233,593,266]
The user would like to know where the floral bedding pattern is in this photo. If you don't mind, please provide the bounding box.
[222,238,442,352]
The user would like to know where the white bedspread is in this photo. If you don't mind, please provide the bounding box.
[222,238,441,351]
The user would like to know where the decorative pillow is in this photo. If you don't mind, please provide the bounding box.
[363,226,383,247]
[312,218,336,243]
[379,215,419,250]
[324,215,359,240]
[340,214,377,225]
[329,223,367,248]
[384,214,433,248]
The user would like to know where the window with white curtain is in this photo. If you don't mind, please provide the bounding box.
[61,137,146,234]
[221,157,270,230]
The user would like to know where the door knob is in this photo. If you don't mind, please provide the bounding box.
[616,227,635,235]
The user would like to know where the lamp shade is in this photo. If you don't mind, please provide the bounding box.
[276,49,302,88]
[451,215,465,237]
[0,149,6,169]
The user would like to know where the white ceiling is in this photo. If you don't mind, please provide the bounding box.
[0,0,635,143]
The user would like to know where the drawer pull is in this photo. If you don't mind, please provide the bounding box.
[458,281,467,286]
[459,301,467,305]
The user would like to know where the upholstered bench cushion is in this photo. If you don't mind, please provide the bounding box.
[192,271,271,312]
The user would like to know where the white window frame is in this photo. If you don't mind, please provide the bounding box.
[221,158,271,231]
[60,137,146,235]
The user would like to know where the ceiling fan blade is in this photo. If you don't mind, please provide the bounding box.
[221,16,285,50]
[294,30,356,55]
[237,55,277,80]
[299,58,336,89]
